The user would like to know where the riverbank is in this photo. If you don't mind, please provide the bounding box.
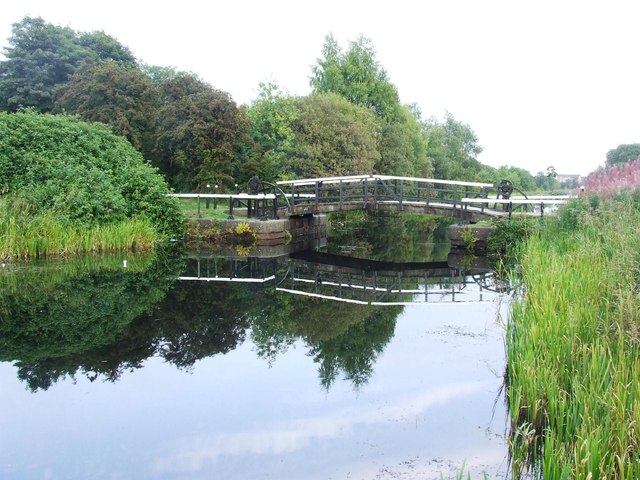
[0,209,156,261]
[507,194,640,478]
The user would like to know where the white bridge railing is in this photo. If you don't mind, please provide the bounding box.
[167,174,572,220]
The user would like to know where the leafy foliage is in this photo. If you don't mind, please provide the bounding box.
[54,60,158,153]
[288,93,380,178]
[310,35,431,177]
[0,110,181,234]
[605,143,640,167]
[425,112,484,181]
[311,34,400,120]
[0,16,136,112]
[153,74,249,191]
[246,81,299,180]
[479,165,537,192]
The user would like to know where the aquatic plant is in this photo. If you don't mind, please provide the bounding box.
[0,200,155,260]
[507,196,640,478]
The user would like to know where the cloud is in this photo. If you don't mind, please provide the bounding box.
[151,380,490,475]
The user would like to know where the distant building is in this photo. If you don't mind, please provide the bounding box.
[556,174,582,189]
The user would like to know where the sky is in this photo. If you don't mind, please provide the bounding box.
[2,0,639,177]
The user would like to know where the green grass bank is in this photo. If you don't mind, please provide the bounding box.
[507,194,640,478]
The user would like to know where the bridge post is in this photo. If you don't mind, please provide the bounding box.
[315,181,320,209]
[374,180,379,208]
[227,196,234,219]
[339,180,344,209]
[272,185,278,219]
[364,179,369,208]
[399,180,404,211]
[426,183,431,208]
[197,195,201,218]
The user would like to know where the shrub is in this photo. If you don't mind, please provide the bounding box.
[0,110,182,236]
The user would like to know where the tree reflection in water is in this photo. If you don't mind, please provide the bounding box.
[0,212,459,392]
[0,252,400,392]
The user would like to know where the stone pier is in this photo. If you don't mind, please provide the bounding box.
[196,215,328,246]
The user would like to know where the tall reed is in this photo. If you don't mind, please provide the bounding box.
[507,197,640,478]
[0,205,156,260]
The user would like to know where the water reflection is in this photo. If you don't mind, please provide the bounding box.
[0,213,511,479]
[0,243,510,393]
[181,252,509,305]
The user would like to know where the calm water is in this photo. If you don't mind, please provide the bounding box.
[0,214,511,479]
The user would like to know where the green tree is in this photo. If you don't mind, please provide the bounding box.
[246,81,298,180]
[424,112,484,181]
[0,16,136,112]
[478,165,536,191]
[378,105,431,177]
[140,63,186,88]
[54,60,158,153]
[76,30,136,66]
[534,171,559,191]
[310,35,430,177]
[311,34,400,120]
[0,110,181,234]
[288,93,380,178]
[154,74,247,191]
[605,143,640,167]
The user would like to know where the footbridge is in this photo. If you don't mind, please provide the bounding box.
[170,175,570,222]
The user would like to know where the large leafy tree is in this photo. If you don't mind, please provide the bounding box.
[76,30,136,66]
[0,16,136,112]
[246,81,298,180]
[287,93,380,178]
[311,34,400,120]
[154,74,247,191]
[54,60,158,153]
[310,35,429,177]
[478,165,536,191]
[0,110,181,234]
[606,143,640,167]
[378,105,431,177]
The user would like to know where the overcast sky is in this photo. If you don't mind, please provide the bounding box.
[2,0,639,176]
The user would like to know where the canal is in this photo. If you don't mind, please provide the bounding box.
[0,213,511,479]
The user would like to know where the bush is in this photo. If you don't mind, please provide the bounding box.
[0,110,182,235]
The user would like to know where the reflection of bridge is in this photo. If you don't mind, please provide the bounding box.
[169,174,570,222]
[178,252,511,305]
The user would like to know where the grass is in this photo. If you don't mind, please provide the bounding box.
[507,195,640,478]
[177,197,245,220]
[0,208,157,260]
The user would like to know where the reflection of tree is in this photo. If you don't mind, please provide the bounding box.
[327,211,451,262]
[251,293,401,389]
[310,307,400,389]
[0,251,183,390]
[152,282,253,369]
[1,243,411,392]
